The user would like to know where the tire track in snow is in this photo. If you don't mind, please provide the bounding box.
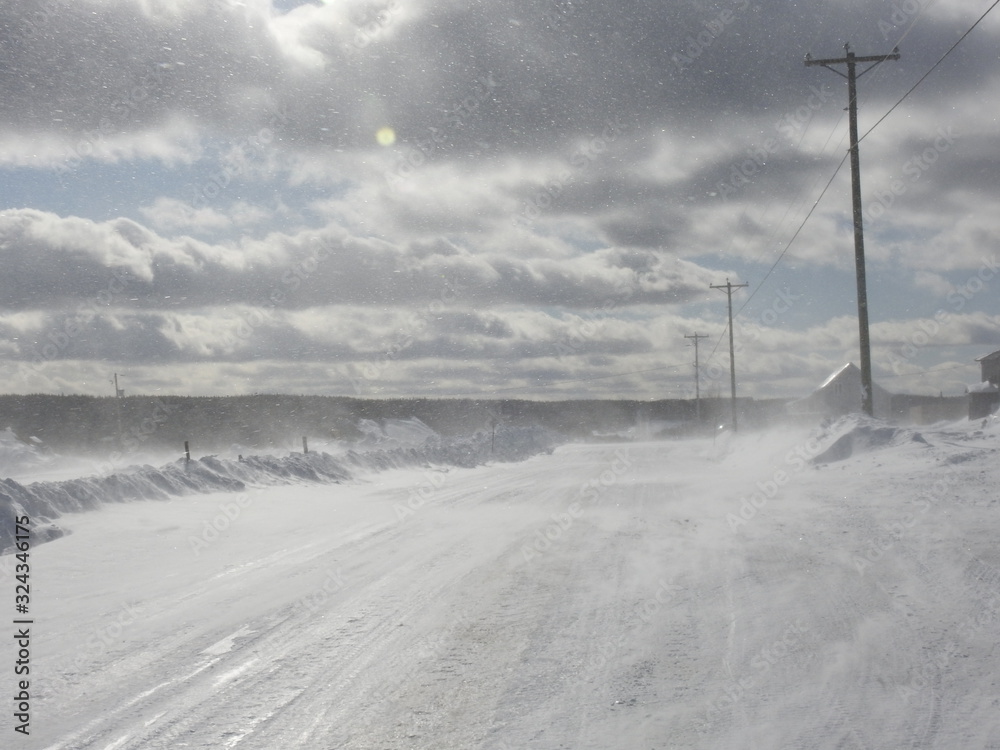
[39,454,576,749]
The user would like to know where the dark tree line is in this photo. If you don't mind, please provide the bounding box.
[0,393,791,458]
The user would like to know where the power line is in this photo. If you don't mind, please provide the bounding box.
[727,1,954,324]
[735,151,850,318]
[859,0,1000,144]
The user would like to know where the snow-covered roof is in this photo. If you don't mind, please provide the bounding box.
[816,363,890,394]
[818,362,859,390]
[976,350,1000,363]
[969,381,1000,393]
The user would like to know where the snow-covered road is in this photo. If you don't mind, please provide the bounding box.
[7,419,1000,748]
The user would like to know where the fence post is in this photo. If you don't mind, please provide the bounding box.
[302,436,309,454]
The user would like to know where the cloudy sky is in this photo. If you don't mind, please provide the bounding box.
[1,0,998,402]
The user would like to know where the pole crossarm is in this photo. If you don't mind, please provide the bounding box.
[805,50,900,68]
[805,45,900,82]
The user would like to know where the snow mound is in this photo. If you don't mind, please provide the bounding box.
[356,417,439,447]
[968,380,999,393]
[0,427,52,477]
[810,415,929,465]
[0,424,558,555]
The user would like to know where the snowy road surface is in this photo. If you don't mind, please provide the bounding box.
[7,421,1000,748]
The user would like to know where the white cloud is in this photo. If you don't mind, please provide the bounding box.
[2,0,999,398]
[141,197,234,233]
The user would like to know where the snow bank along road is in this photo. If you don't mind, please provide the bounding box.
[4,420,1000,748]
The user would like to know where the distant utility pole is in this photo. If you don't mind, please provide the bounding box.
[806,43,900,417]
[710,279,748,431]
[112,373,124,445]
[684,333,708,423]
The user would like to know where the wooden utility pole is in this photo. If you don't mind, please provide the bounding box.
[684,333,708,423]
[710,280,748,431]
[112,373,124,445]
[806,43,899,417]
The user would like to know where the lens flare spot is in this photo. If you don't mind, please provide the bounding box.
[376,127,396,146]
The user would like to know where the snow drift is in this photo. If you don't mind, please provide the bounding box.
[0,427,52,477]
[0,422,558,555]
[809,416,930,464]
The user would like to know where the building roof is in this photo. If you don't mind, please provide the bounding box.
[818,362,859,390]
[787,362,893,417]
[817,362,890,395]
[975,350,1000,363]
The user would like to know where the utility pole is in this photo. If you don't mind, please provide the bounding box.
[684,333,708,423]
[710,279,748,431]
[113,373,124,446]
[806,43,899,417]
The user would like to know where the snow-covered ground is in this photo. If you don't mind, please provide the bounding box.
[3,414,1000,748]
